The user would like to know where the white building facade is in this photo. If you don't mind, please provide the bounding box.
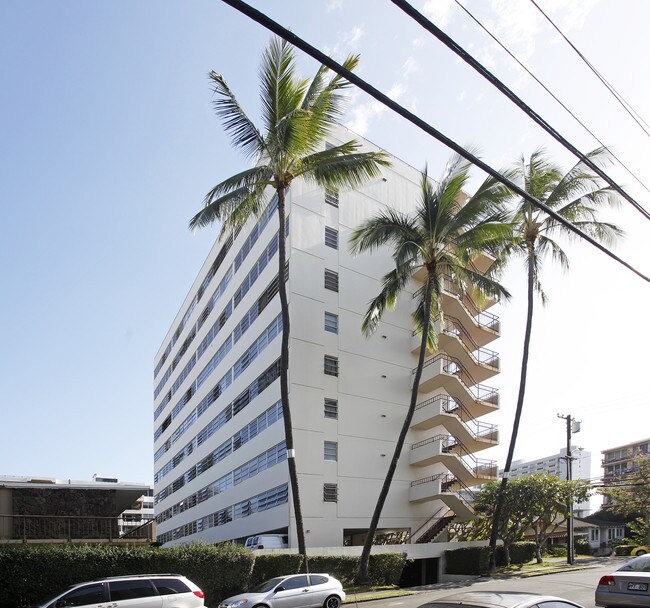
[153,127,501,548]
[500,447,592,517]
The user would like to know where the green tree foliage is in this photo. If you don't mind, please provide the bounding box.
[190,37,389,562]
[603,454,650,545]
[350,155,512,582]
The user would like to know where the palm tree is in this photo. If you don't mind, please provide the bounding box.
[487,147,623,572]
[350,154,512,584]
[189,38,389,564]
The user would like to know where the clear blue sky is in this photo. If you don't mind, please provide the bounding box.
[1,1,648,486]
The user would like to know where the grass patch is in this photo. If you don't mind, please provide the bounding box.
[343,587,415,603]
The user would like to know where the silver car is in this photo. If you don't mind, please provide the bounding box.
[418,592,584,608]
[596,554,650,607]
[219,574,345,608]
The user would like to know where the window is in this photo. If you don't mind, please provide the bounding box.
[310,575,329,586]
[590,529,599,542]
[324,441,338,461]
[325,226,339,249]
[325,187,339,208]
[323,483,338,502]
[60,585,104,607]
[108,580,156,601]
[281,575,309,591]
[324,398,338,419]
[324,355,339,377]
[324,312,338,334]
[324,269,339,292]
[152,578,191,595]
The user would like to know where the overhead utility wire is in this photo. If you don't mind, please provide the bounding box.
[453,0,650,195]
[530,0,650,137]
[390,0,650,222]
[218,0,650,283]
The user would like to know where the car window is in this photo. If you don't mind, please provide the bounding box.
[152,578,191,595]
[619,556,650,572]
[309,576,328,586]
[109,580,157,601]
[58,584,104,607]
[251,577,285,593]
[280,576,309,591]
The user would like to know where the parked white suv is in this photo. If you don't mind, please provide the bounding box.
[37,574,205,608]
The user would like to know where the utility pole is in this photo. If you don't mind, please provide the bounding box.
[558,413,580,565]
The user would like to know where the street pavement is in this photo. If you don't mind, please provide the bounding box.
[350,558,628,608]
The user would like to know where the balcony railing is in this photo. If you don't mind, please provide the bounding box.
[442,316,500,370]
[441,275,500,333]
[0,515,155,543]
[416,353,499,406]
[417,393,499,437]
[410,473,475,512]
[410,434,497,479]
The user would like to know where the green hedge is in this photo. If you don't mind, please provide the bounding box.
[614,544,635,556]
[574,538,592,556]
[509,542,536,564]
[0,543,253,608]
[546,544,567,557]
[250,553,406,587]
[445,546,491,575]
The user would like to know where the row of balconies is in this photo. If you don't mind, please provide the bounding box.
[407,264,499,518]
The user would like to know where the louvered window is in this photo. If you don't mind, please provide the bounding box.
[325,226,339,249]
[324,269,339,292]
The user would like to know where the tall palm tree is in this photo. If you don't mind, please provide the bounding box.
[487,147,623,571]
[189,38,389,564]
[350,154,512,584]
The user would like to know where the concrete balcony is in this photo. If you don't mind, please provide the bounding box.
[411,274,500,348]
[409,474,474,521]
[411,395,498,453]
[415,354,499,419]
[409,435,497,487]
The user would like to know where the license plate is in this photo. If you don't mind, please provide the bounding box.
[628,582,648,591]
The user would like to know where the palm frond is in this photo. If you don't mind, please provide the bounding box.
[209,71,265,161]
[299,146,390,189]
[200,165,273,207]
[349,208,419,256]
[361,263,414,336]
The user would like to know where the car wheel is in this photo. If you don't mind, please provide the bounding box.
[324,596,341,608]
[636,550,647,555]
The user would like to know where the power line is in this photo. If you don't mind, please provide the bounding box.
[390,0,650,222]
[529,0,650,138]
[218,0,650,283]
[452,0,650,195]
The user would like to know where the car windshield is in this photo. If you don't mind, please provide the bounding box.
[251,577,286,593]
[619,555,650,572]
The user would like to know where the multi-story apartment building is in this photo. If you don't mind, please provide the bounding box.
[601,437,650,507]
[499,447,592,517]
[153,126,501,548]
[116,487,155,537]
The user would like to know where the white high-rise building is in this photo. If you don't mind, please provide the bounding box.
[499,447,592,517]
[153,126,501,548]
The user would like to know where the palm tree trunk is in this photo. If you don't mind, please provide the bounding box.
[488,249,535,572]
[276,187,308,570]
[357,273,436,584]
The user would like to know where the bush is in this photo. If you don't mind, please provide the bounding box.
[614,545,635,556]
[250,554,303,586]
[367,553,407,585]
[546,544,567,557]
[574,537,592,556]
[0,542,254,608]
[509,542,536,564]
[445,546,491,575]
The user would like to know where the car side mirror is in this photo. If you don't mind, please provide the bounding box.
[274,586,285,593]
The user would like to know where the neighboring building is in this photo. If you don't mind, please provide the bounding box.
[576,517,625,554]
[0,475,153,543]
[601,438,650,507]
[499,447,592,517]
[153,125,501,548]
[115,485,155,537]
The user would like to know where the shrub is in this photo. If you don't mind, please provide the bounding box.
[574,537,592,556]
[509,542,536,564]
[614,544,635,556]
[250,554,303,586]
[445,546,491,575]
[0,542,254,608]
[367,553,407,585]
[546,544,567,557]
